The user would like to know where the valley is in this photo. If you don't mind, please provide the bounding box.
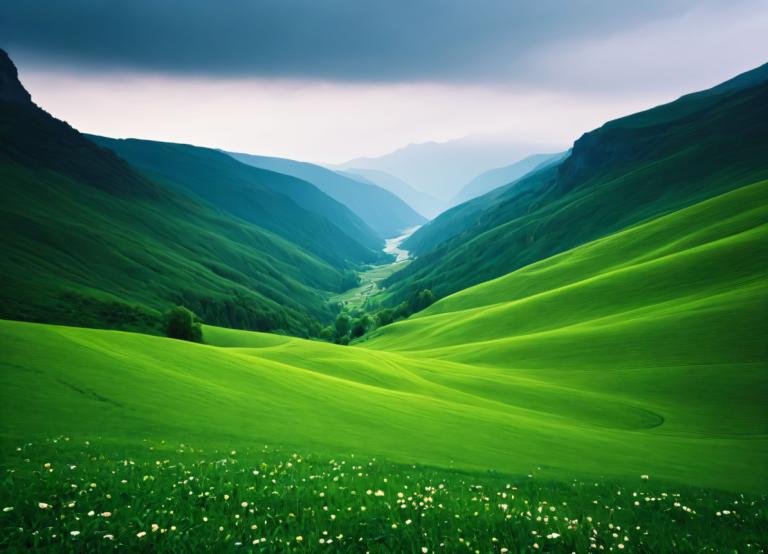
[0,21,766,553]
[331,226,420,309]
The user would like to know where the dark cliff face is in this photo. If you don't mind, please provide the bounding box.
[0,48,161,198]
[557,127,639,194]
[0,49,32,103]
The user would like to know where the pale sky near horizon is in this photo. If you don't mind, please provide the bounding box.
[2,0,766,164]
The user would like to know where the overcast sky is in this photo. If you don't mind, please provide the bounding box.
[2,0,766,163]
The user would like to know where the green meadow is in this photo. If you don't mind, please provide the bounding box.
[3,179,766,480]
[2,438,765,552]
[1,48,767,551]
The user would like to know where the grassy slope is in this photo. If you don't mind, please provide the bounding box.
[0,99,356,334]
[0,163,344,334]
[229,151,427,238]
[2,181,765,492]
[89,136,384,266]
[390,63,768,302]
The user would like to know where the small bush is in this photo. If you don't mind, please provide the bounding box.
[163,305,203,343]
[334,314,351,343]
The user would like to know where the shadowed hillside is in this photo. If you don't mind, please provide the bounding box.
[229,151,426,238]
[90,136,386,267]
[0,50,354,335]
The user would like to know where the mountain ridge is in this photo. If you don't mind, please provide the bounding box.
[228,151,426,238]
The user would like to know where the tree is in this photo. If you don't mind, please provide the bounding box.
[351,315,372,338]
[410,289,435,313]
[394,301,411,320]
[375,308,396,327]
[319,325,336,342]
[163,305,203,343]
[334,314,351,342]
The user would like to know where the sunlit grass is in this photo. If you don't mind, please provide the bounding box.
[2,437,765,552]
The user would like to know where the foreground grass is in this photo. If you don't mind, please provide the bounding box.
[1,437,765,553]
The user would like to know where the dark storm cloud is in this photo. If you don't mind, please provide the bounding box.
[0,0,723,83]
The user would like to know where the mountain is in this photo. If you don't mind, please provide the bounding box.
[449,152,565,206]
[339,168,443,218]
[385,63,768,303]
[4,176,766,491]
[402,161,562,257]
[0,49,352,336]
[89,136,384,267]
[338,136,562,201]
[228,151,426,238]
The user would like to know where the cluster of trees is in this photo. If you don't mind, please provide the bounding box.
[321,288,435,344]
[163,305,203,343]
[91,287,435,346]
[171,292,291,334]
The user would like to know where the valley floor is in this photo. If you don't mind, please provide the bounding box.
[330,225,420,309]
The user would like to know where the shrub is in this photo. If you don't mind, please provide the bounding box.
[163,305,203,343]
[376,308,396,327]
[409,289,435,313]
[335,314,351,342]
[351,315,372,338]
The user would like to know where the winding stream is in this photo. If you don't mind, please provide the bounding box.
[383,225,421,263]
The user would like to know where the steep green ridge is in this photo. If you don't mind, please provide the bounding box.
[89,136,384,266]
[2,180,765,491]
[390,63,768,302]
[0,51,349,335]
[449,152,564,206]
[229,151,426,237]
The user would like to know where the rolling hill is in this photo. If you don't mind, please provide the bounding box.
[2,177,765,492]
[89,136,384,267]
[388,62,768,302]
[228,151,426,238]
[0,49,353,335]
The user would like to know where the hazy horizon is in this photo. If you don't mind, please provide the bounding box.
[2,0,766,165]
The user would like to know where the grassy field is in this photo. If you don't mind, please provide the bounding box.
[2,180,766,487]
[1,437,765,552]
[1,179,766,549]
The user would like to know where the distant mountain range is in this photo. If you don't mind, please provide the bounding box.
[337,136,564,202]
[338,168,442,219]
[449,152,566,206]
[228,151,425,237]
[89,136,385,266]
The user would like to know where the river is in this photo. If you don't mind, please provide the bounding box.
[383,225,421,263]
[331,225,421,308]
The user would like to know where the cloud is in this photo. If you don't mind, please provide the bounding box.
[4,0,764,164]
[18,70,666,163]
[3,0,761,90]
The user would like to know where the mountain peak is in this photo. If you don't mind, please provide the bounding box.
[0,49,32,104]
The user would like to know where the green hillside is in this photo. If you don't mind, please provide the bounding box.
[2,178,766,492]
[402,161,561,256]
[390,63,768,303]
[229,151,426,238]
[0,52,351,335]
[89,136,385,266]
